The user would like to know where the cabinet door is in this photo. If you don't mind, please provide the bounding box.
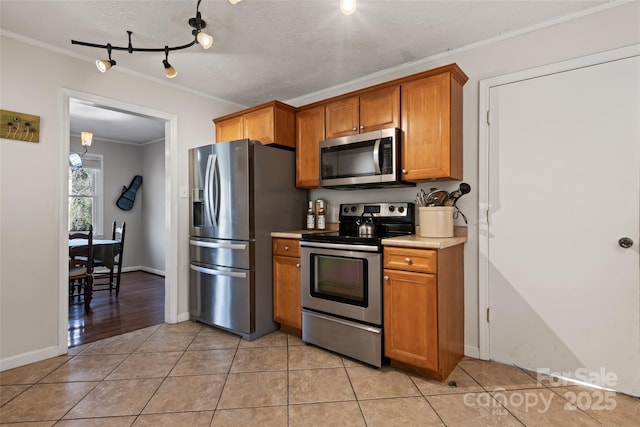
[384,269,438,371]
[359,85,400,133]
[325,96,359,138]
[295,106,324,188]
[401,72,462,180]
[273,255,302,329]
[244,106,275,144]
[216,116,244,143]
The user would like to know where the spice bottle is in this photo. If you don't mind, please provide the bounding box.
[316,200,326,230]
[306,201,315,230]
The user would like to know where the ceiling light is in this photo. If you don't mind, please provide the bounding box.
[340,0,356,15]
[163,46,178,78]
[95,44,116,73]
[229,0,243,4]
[72,0,212,78]
[197,31,213,49]
[80,131,93,146]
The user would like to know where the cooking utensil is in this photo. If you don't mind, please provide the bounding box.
[425,189,450,206]
[444,182,471,206]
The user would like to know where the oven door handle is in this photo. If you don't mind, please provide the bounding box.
[300,241,379,252]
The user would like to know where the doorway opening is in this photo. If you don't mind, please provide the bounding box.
[61,90,179,351]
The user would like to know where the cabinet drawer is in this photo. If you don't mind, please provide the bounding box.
[384,247,437,273]
[272,238,301,257]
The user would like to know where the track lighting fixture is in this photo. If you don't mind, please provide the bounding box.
[95,44,116,73]
[163,47,178,79]
[72,0,212,78]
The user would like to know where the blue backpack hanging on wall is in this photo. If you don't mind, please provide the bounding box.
[116,175,143,211]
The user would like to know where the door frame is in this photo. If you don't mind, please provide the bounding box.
[477,44,640,360]
[59,89,179,354]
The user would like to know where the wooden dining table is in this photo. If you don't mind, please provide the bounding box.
[69,238,120,267]
[69,238,120,312]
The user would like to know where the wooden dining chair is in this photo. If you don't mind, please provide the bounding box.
[69,225,93,314]
[93,221,126,296]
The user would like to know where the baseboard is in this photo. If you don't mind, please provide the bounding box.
[94,266,165,276]
[464,344,480,359]
[0,345,60,372]
[177,312,191,323]
[139,266,165,277]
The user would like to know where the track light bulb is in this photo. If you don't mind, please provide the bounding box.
[197,31,213,49]
[96,59,115,73]
[229,0,243,4]
[340,0,356,15]
[163,60,178,78]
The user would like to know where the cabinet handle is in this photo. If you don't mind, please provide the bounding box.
[383,275,389,281]
[352,127,357,131]
[284,246,289,251]
[404,257,412,265]
[402,169,407,174]
[295,263,300,268]
[359,125,364,130]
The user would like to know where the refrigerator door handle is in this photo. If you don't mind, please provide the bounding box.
[189,239,247,251]
[190,264,247,279]
[203,154,214,228]
[210,153,219,228]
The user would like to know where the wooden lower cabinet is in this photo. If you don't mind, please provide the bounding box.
[383,244,464,380]
[272,238,302,334]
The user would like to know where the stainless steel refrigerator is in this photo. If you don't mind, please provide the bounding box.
[189,139,306,340]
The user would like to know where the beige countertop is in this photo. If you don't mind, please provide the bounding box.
[271,223,338,239]
[272,225,467,249]
[381,235,466,249]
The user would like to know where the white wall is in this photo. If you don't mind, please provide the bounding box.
[141,140,166,275]
[295,2,640,356]
[0,34,241,368]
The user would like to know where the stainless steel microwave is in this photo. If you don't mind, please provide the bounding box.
[319,128,414,189]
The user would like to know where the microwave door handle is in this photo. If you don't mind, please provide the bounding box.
[373,138,382,174]
[203,154,213,227]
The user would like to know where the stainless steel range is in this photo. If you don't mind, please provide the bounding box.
[300,202,415,367]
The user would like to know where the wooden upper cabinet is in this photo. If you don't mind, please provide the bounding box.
[215,116,244,143]
[325,85,400,139]
[213,101,296,148]
[359,85,400,133]
[325,96,359,138]
[401,68,465,181]
[295,105,325,188]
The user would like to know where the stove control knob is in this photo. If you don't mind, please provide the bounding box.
[388,205,395,212]
[350,206,357,212]
[398,206,405,213]
[343,207,349,213]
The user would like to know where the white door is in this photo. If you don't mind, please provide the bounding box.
[485,52,640,396]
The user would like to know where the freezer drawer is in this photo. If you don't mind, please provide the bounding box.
[189,238,252,270]
[189,262,253,334]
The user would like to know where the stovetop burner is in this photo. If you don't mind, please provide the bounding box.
[302,202,415,247]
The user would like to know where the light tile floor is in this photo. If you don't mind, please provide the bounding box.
[1,321,638,426]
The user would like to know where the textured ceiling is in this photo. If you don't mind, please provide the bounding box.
[1,0,615,143]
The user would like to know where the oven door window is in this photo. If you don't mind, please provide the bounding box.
[310,254,368,307]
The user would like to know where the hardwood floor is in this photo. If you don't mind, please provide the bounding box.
[68,271,165,348]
